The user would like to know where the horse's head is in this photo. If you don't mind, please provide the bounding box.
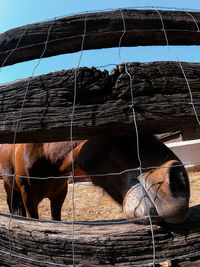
[123,160,190,224]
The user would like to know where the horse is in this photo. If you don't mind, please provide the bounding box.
[75,135,190,224]
[0,134,190,223]
[0,141,87,220]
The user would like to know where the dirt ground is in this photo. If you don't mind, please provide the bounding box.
[0,169,199,221]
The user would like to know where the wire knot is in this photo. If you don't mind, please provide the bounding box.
[129,104,134,109]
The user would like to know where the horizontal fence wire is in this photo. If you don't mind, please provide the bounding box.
[0,159,200,181]
[0,27,199,60]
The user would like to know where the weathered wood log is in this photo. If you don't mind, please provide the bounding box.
[1,9,200,67]
[1,61,200,143]
[0,205,200,266]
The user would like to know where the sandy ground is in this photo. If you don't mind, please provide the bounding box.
[0,179,123,221]
[0,169,199,221]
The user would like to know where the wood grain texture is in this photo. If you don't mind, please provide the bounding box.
[0,204,200,266]
[0,61,200,143]
[1,9,200,66]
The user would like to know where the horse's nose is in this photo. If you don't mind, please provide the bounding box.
[138,160,190,224]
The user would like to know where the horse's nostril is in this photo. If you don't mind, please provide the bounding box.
[169,164,190,199]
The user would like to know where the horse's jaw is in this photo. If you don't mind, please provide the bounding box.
[154,196,190,224]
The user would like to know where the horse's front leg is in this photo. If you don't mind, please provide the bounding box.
[3,180,26,217]
[20,185,39,219]
[50,183,68,221]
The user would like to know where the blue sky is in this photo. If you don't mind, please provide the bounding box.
[0,0,200,84]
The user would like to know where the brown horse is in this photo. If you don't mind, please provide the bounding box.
[0,135,190,223]
[0,141,86,220]
[75,135,190,224]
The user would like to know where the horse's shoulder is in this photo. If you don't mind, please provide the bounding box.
[43,141,84,162]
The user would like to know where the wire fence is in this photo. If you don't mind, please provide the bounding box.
[0,5,200,267]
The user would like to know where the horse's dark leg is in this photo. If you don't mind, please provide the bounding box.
[20,186,39,219]
[50,185,68,221]
[12,189,26,216]
[3,180,26,216]
[23,198,39,219]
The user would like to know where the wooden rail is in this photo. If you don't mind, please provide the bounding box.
[0,61,200,143]
[1,9,200,67]
[0,205,200,266]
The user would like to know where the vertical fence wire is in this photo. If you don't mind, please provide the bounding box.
[7,18,56,266]
[70,13,87,267]
[119,9,156,267]
[0,21,28,267]
[184,10,200,32]
[155,8,200,126]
